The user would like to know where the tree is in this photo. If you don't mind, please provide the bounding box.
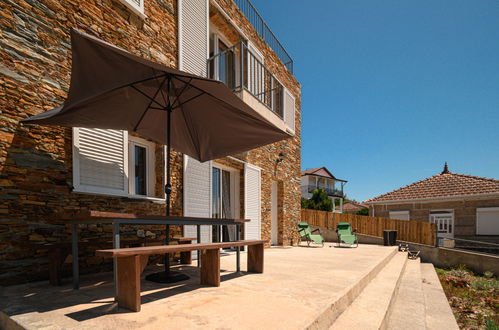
[302,188,333,212]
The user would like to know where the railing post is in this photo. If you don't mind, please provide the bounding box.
[240,42,244,90]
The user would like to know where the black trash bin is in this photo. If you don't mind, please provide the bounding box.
[383,230,397,246]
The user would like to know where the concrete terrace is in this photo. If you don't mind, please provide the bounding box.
[0,244,457,329]
[1,244,393,329]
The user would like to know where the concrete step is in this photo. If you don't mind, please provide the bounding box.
[308,247,399,329]
[420,263,459,330]
[386,258,426,330]
[329,252,407,330]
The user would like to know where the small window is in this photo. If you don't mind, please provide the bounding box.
[129,136,155,197]
[389,211,410,221]
[477,207,499,235]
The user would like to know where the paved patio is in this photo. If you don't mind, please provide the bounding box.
[1,244,397,330]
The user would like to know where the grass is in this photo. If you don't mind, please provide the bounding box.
[436,266,499,329]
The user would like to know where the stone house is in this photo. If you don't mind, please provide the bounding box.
[0,0,301,285]
[301,167,347,212]
[365,164,499,245]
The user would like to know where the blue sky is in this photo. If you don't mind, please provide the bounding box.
[251,0,499,202]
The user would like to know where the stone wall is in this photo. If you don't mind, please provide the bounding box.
[370,196,499,243]
[0,0,301,285]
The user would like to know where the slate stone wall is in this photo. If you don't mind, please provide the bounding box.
[0,0,301,285]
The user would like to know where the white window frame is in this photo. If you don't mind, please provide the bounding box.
[212,162,240,219]
[128,135,156,198]
[476,207,499,236]
[117,0,147,19]
[429,209,454,240]
[389,210,410,221]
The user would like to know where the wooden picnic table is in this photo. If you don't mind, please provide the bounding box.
[61,211,249,289]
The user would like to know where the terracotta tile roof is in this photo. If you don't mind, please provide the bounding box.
[342,202,368,211]
[301,167,347,182]
[365,171,499,203]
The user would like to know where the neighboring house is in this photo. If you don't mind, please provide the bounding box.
[301,167,347,212]
[364,164,499,244]
[342,202,368,214]
[0,0,301,284]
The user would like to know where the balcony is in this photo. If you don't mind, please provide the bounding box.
[233,0,293,73]
[207,42,285,125]
[306,185,344,198]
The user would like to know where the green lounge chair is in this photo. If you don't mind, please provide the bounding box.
[336,222,358,247]
[297,222,325,247]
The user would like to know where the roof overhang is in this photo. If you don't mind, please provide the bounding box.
[302,173,347,183]
[364,192,499,205]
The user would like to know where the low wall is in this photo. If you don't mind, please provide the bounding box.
[355,233,499,275]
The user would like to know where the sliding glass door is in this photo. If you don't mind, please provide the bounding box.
[212,167,236,244]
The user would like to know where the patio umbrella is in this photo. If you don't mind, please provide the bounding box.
[22,29,291,282]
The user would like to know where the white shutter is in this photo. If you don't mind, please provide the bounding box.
[73,128,128,196]
[284,88,296,133]
[477,207,499,235]
[178,0,208,76]
[244,163,261,240]
[183,155,212,256]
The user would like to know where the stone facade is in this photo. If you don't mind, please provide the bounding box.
[0,0,301,285]
[369,196,499,243]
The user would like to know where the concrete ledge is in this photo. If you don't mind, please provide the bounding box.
[355,233,499,275]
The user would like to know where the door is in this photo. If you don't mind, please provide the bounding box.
[429,211,454,245]
[271,181,278,245]
[211,166,237,245]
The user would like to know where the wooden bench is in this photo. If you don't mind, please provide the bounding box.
[96,239,267,312]
[47,237,196,286]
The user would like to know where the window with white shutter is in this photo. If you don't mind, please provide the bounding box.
[244,163,261,240]
[284,88,296,133]
[477,207,499,235]
[179,0,208,76]
[72,128,129,196]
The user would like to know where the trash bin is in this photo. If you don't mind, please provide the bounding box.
[383,230,397,246]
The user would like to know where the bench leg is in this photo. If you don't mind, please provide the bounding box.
[200,249,220,286]
[179,241,192,265]
[117,255,141,312]
[48,247,68,286]
[248,244,264,273]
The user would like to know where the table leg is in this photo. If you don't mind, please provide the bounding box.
[71,223,79,290]
[236,224,240,273]
[197,225,201,268]
[113,223,120,298]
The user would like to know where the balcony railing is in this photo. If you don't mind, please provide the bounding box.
[233,0,294,73]
[306,185,344,198]
[207,42,284,118]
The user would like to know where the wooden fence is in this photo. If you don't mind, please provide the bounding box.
[301,209,332,229]
[301,209,436,246]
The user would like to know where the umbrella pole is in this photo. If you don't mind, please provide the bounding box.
[164,106,172,274]
[145,93,189,283]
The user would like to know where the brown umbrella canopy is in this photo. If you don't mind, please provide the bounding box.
[22,29,291,162]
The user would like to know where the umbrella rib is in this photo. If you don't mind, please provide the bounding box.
[70,73,171,111]
[171,91,206,110]
[171,77,194,109]
[131,85,166,109]
[132,76,168,131]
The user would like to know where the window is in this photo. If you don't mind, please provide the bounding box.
[389,211,410,221]
[73,128,157,199]
[118,0,146,19]
[476,207,499,235]
[128,136,155,197]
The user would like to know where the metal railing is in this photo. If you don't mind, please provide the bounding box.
[207,42,284,118]
[438,237,499,256]
[306,185,344,197]
[233,0,294,73]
